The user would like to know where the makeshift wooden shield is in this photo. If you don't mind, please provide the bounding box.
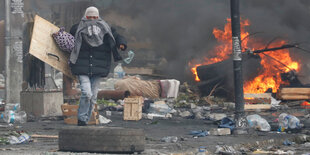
[29,15,75,79]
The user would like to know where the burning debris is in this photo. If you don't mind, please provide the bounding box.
[189,18,306,98]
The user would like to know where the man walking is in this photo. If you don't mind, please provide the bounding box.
[69,6,127,126]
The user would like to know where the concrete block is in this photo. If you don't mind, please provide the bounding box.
[20,91,63,117]
[209,128,231,136]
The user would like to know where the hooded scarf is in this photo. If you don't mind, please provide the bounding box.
[70,16,115,64]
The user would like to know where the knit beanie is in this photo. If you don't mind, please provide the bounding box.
[84,6,99,17]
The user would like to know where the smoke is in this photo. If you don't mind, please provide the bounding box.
[1,0,310,83]
[104,0,310,82]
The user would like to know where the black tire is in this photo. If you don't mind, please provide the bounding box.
[59,126,145,153]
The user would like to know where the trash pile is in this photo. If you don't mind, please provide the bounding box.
[278,113,302,132]
[0,131,30,145]
[1,103,27,124]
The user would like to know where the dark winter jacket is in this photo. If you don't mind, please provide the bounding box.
[69,24,127,77]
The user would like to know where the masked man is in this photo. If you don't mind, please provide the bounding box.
[69,6,127,126]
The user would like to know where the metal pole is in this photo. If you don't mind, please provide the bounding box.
[230,0,247,133]
[4,0,11,103]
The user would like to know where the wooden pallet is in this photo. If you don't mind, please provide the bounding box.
[277,87,310,100]
[61,104,99,125]
[123,96,143,121]
[244,93,272,110]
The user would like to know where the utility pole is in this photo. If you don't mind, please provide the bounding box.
[230,0,248,134]
[4,0,24,103]
[4,0,11,103]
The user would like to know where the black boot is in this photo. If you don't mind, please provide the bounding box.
[77,120,87,126]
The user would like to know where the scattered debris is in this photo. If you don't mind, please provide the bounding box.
[161,136,178,143]
[196,146,208,155]
[301,101,310,109]
[278,113,301,132]
[247,114,271,131]
[0,137,9,145]
[283,139,294,146]
[209,128,231,136]
[8,133,30,144]
[146,113,165,119]
[189,130,208,137]
[293,134,309,144]
[215,145,237,154]
[148,101,173,115]
[271,97,281,107]
[99,115,112,124]
[179,111,192,118]
[208,113,227,121]
[218,117,235,131]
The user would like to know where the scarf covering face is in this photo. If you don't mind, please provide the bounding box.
[70,17,115,64]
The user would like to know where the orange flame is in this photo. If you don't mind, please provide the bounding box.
[189,18,300,93]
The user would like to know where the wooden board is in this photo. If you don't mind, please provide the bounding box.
[279,88,310,94]
[31,134,59,139]
[278,94,310,100]
[245,104,271,110]
[244,93,271,104]
[277,87,310,100]
[29,15,75,79]
[244,93,272,99]
[123,67,154,75]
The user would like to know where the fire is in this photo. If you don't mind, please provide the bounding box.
[244,40,299,93]
[189,18,300,93]
[190,64,201,82]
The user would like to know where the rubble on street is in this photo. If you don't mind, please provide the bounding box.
[0,81,309,154]
[1,0,310,154]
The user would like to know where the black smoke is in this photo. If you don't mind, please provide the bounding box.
[104,0,310,83]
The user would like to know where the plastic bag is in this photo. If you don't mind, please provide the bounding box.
[278,113,301,131]
[123,50,135,64]
[148,103,173,115]
[247,114,271,131]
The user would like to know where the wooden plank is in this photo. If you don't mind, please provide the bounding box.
[31,134,58,139]
[279,88,310,94]
[244,98,271,104]
[29,15,75,79]
[244,93,271,104]
[278,94,310,100]
[245,104,271,110]
[244,93,272,99]
[123,67,154,75]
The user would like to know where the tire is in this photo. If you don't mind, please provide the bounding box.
[59,126,145,153]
